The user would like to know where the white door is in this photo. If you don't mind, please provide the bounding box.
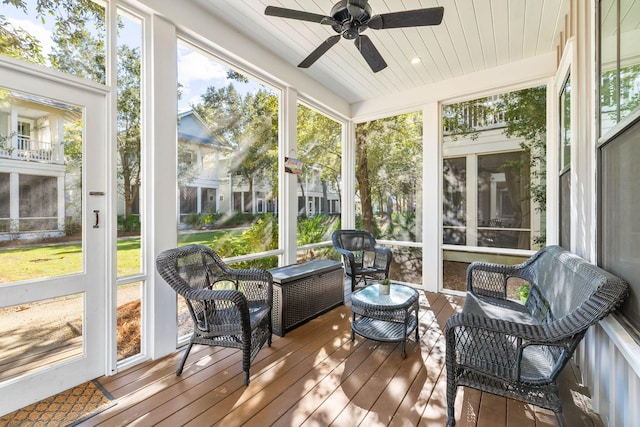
[0,59,108,414]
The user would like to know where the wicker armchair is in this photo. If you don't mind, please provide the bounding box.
[332,229,392,292]
[156,244,273,385]
[444,246,629,427]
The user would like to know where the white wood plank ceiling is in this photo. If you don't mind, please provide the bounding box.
[197,0,570,104]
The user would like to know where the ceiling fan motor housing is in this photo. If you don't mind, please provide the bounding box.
[330,0,371,39]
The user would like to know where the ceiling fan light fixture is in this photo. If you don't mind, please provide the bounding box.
[411,57,421,64]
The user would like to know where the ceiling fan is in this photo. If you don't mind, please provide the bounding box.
[264,0,444,73]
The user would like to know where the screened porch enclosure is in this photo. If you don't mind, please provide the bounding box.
[0,0,638,425]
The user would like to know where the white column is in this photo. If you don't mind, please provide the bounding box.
[10,172,19,232]
[341,120,356,229]
[57,176,65,231]
[149,15,179,360]
[10,107,18,159]
[280,87,298,265]
[196,186,202,214]
[466,155,478,247]
[422,102,440,292]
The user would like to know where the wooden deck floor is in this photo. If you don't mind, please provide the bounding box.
[83,291,603,426]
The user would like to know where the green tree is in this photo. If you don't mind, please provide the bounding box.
[116,45,141,217]
[501,87,547,214]
[1,0,106,81]
[193,84,243,145]
[231,89,279,211]
[296,104,342,214]
[355,112,422,237]
[0,14,45,63]
[193,77,279,214]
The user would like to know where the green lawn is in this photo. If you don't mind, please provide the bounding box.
[0,230,241,284]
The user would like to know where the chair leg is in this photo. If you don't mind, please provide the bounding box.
[555,411,567,427]
[446,373,457,426]
[176,341,194,376]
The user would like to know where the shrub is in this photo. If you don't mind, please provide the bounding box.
[65,217,82,235]
[297,214,332,245]
[117,215,141,232]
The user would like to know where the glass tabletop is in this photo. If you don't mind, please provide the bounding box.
[353,283,417,307]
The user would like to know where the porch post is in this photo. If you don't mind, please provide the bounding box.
[149,14,179,360]
[10,107,18,160]
[341,120,356,229]
[9,172,18,232]
[280,87,297,265]
[57,176,65,231]
[423,102,440,293]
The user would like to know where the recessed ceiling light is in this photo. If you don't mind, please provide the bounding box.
[411,57,421,65]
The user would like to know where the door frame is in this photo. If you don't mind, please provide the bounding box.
[0,56,110,415]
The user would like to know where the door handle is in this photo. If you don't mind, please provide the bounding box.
[93,210,100,228]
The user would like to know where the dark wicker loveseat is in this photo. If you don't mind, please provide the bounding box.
[445,245,629,426]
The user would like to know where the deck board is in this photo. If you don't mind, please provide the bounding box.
[77,290,602,427]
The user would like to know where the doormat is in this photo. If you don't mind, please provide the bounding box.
[0,380,116,426]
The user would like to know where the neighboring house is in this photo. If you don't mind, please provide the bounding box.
[442,94,540,251]
[176,109,341,225]
[0,92,77,241]
[176,109,232,222]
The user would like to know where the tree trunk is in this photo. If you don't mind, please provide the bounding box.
[356,128,375,233]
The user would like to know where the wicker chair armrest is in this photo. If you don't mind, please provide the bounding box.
[334,247,356,266]
[466,261,521,299]
[374,245,393,260]
[185,288,255,333]
[228,269,273,304]
[374,245,392,257]
[445,312,574,345]
[184,288,248,307]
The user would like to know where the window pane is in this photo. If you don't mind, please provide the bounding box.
[442,86,546,251]
[443,157,466,245]
[477,152,531,250]
[0,0,106,84]
[116,11,142,278]
[296,103,342,262]
[559,170,571,249]
[600,0,619,134]
[0,293,83,382]
[117,281,141,361]
[176,41,279,259]
[560,75,572,169]
[619,0,640,122]
[354,112,422,243]
[601,117,640,334]
[0,89,83,284]
[600,0,640,134]
[391,246,422,285]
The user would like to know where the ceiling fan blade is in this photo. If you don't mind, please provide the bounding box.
[298,35,341,68]
[368,6,444,30]
[354,35,387,73]
[265,6,337,26]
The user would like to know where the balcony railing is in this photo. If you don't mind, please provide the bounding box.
[443,94,509,135]
[0,136,61,164]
